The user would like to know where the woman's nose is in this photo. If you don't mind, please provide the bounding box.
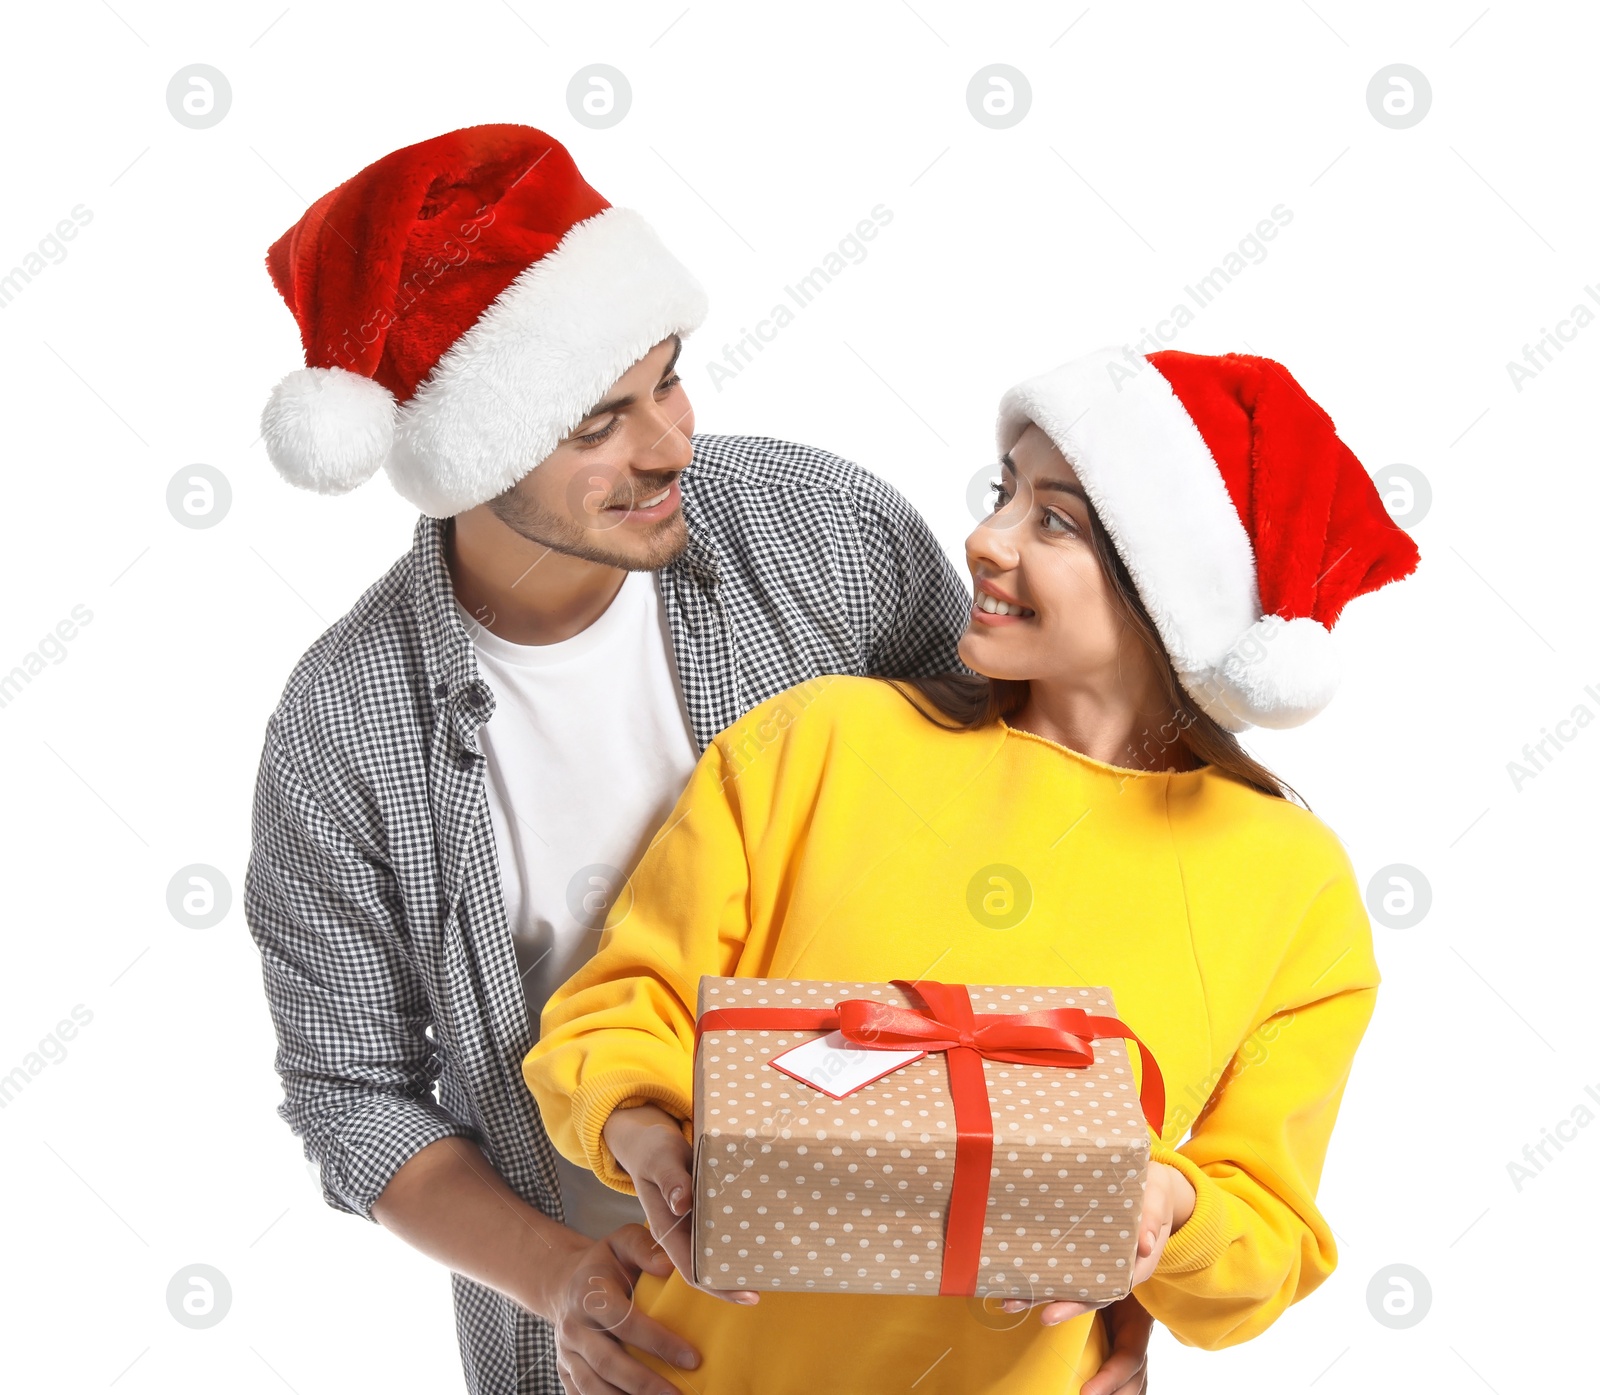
[966,516,1020,573]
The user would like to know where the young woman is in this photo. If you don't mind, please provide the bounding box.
[524,347,1419,1395]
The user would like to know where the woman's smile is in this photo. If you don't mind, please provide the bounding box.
[971,575,1035,624]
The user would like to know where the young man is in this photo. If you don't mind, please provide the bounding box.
[244,124,1151,1395]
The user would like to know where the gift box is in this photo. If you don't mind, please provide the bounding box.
[689,976,1164,1302]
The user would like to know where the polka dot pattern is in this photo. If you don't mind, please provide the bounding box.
[692,978,1149,1301]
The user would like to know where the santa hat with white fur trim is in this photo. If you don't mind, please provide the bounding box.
[261,123,708,517]
[997,348,1420,731]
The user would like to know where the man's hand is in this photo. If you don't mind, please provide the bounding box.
[602,1103,759,1305]
[370,1136,705,1395]
[1082,1295,1153,1395]
[548,1222,702,1395]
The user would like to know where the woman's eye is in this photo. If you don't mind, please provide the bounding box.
[989,481,1010,511]
[1042,509,1077,535]
[656,373,682,393]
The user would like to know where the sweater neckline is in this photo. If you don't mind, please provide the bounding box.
[998,717,1213,781]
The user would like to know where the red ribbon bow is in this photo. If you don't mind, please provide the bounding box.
[695,979,1165,1296]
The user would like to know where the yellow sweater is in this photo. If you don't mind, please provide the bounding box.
[525,676,1379,1394]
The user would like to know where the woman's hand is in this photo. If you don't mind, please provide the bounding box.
[1128,1157,1197,1285]
[1001,1159,1197,1328]
[602,1103,760,1306]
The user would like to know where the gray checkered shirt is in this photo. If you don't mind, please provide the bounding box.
[243,434,971,1394]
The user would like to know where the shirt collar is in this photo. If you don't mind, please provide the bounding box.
[671,463,721,588]
[411,515,480,704]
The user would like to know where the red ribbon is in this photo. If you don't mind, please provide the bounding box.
[694,978,1165,1296]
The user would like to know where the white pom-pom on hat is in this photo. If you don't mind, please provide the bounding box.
[1189,616,1343,733]
[261,366,396,496]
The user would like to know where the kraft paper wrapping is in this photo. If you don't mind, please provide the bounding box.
[690,977,1151,1301]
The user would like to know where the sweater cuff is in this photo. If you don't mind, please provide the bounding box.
[569,1070,695,1195]
[1147,1139,1230,1277]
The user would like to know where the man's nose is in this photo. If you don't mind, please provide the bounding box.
[639,396,694,471]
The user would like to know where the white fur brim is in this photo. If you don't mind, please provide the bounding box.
[997,348,1336,730]
[384,207,708,517]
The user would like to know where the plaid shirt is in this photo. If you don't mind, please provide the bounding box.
[243,434,971,1395]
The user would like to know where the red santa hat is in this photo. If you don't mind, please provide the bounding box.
[260,123,708,517]
[997,348,1420,731]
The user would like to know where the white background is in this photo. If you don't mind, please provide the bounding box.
[1,1,1595,1390]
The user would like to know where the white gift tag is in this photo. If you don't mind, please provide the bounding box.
[768,1030,928,1100]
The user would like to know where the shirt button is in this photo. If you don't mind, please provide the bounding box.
[457,750,475,769]
[434,682,449,700]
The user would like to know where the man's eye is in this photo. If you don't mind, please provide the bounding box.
[575,417,620,444]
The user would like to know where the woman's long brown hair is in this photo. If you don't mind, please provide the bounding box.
[883,492,1302,804]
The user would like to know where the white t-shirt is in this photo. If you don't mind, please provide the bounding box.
[460,569,700,1239]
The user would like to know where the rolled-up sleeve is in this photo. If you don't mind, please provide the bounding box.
[244,720,476,1220]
